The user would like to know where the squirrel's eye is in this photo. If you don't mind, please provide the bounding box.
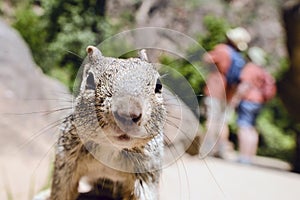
[86,72,96,90]
[155,78,162,94]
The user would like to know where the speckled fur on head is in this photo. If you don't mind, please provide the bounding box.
[75,46,165,149]
[49,46,166,200]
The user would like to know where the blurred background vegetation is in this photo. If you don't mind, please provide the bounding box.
[1,0,299,167]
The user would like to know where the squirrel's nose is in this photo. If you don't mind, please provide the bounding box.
[112,95,143,126]
[113,110,142,125]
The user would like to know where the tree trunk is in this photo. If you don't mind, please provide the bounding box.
[281,1,300,173]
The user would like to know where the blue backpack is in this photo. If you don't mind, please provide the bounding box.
[226,46,246,85]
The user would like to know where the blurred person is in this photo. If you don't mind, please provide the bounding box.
[230,47,276,164]
[201,27,251,157]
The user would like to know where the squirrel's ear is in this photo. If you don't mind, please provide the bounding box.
[138,49,149,62]
[82,46,102,80]
[86,46,102,62]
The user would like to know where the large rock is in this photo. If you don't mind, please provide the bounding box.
[0,19,71,200]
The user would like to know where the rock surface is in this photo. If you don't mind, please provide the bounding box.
[0,19,71,200]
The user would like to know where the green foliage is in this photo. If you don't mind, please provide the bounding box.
[274,57,290,80]
[12,0,118,91]
[159,55,205,116]
[159,55,206,96]
[42,0,117,90]
[199,15,230,51]
[13,3,47,69]
[257,98,296,161]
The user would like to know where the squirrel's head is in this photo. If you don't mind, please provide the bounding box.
[74,46,165,149]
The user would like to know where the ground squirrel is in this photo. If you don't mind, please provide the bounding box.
[46,46,166,200]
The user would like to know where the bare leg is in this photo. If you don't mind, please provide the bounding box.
[238,126,258,163]
[217,124,234,158]
[202,97,233,157]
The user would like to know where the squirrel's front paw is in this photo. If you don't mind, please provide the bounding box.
[33,189,50,200]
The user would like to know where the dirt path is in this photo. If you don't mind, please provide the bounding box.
[160,155,300,200]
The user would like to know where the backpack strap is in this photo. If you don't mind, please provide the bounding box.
[226,46,246,85]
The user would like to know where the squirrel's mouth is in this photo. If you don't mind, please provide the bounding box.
[117,134,131,141]
[109,123,148,143]
[112,126,132,141]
